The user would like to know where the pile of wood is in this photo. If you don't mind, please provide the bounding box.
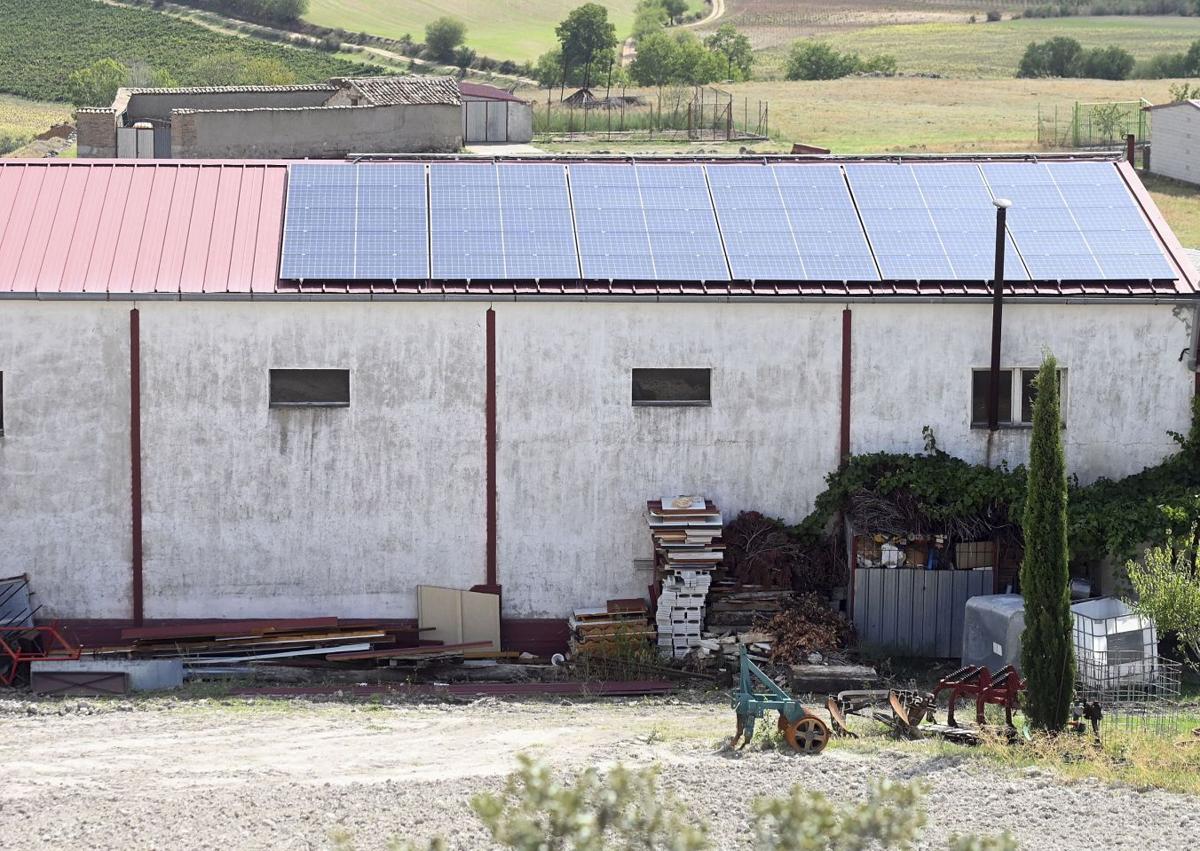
[704,583,794,634]
[567,599,654,655]
[647,497,723,659]
[105,618,492,671]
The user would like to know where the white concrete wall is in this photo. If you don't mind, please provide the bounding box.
[850,302,1195,483]
[136,302,485,619]
[1,299,1195,622]
[1150,104,1200,187]
[0,303,132,619]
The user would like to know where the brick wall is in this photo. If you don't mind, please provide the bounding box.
[75,109,117,158]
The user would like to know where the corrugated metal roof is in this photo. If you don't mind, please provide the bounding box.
[1144,99,1200,112]
[459,82,524,103]
[0,161,286,295]
[342,76,461,106]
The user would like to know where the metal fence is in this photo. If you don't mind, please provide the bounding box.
[533,86,769,143]
[1037,100,1150,149]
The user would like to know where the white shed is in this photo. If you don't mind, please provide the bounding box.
[1147,100,1200,186]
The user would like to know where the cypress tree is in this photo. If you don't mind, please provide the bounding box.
[1019,354,1075,732]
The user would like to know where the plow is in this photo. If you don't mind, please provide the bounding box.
[732,648,1025,753]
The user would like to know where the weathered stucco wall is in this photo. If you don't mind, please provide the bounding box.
[0,303,132,618]
[1,300,1195,622]
[171,104,462,158]
[137,302,485,619]
[126,89,335,123]
[850,302,1195,483]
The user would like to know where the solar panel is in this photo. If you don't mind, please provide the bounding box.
[568,164,655,280]
[281,163,427,280]
[635,165,729,282]
[497,163,579,279]
[981,161,1174,280]
[706,164,799,279]
[430,163,504,279]
[771,164,879,280]
[909,163,1028,281]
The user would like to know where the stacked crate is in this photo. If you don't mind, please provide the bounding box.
[646,497,723,659]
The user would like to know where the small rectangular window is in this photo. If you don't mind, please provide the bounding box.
[632,368,711,406]
[269,369,350,408]
[1020,368,1066,425]
[971,369,1012,427]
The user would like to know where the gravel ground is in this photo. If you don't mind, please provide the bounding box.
[0,694,1198,850]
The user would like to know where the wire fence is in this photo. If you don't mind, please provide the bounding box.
[1037,100,1150,150]
[533,86,770,143]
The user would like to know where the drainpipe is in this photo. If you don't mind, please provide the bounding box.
[840,308,852,463]
[987,199,1012,432]
[130,308,144,627]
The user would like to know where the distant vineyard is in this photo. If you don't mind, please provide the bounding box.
[0,0,378,103]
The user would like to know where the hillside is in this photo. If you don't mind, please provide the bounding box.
[0,0,377,103]
[304,0,704,62]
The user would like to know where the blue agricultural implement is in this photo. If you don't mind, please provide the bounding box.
[730,645,831,754]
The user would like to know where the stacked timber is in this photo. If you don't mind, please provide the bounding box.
[704,583,795,634]
[101,618,489,671]
[647,497,723,659]
[568,599,654,654]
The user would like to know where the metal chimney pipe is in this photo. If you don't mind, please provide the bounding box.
[988,198,1012,432]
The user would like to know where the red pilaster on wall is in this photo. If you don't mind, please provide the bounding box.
[130,308,144,627]
[840,308,852,463]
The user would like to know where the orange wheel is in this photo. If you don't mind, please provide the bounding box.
[784,715,831,755]
[778,713,789,733]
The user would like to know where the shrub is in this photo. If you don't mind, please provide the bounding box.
[1017,36,1084,77]
[67,57,128,106]
[1020,355,1075,733]
[785,41,861,80]
[1127,515,1200,666]
[986,9,1003,20]
[1077,45,1135,79]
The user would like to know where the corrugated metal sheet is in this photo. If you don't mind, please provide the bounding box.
[0,161,286,295]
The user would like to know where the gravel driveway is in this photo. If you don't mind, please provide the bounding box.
[0,695,1197,850]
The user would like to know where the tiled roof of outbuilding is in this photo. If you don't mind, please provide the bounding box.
[339,76,461,106]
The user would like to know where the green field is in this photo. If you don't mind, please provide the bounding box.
[1143,174,1200,248]
[0,96,72,142]
[756,16,1200,79]
[0,0,377,103]
[305,0,705,61]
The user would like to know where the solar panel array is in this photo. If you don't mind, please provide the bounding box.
[279,160,1177,284]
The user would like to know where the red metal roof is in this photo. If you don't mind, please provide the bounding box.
[0,161,286,295]
[459,82,524,103]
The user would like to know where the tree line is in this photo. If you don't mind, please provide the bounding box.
[1018,36,1200,80]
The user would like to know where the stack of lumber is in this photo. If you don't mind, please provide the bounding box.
[647,497,723,659]
[704,584,795,634]
[102,618,478,670]
[568,599,654,654]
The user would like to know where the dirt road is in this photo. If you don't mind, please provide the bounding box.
[1,695,1197,850]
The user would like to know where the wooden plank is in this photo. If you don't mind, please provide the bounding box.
[187,643,372,665]
[418,586,465,645]
[462,589,501,652]
[121,618,339,641]
[326,641,493,661]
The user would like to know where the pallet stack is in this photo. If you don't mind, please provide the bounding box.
[647,497,723,659]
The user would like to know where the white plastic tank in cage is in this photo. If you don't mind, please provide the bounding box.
[1071,597,1158,688]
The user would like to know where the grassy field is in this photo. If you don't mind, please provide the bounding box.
[1143,174,1200,248]
[305,0,706,61]
[0,0,376,103]
[0,96,72,143]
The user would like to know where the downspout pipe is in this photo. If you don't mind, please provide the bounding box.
[988,199,1012,432]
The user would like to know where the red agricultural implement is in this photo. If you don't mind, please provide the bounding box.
[0,626,80,687]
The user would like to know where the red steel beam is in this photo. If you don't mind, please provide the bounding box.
[485,307,498,589]
[840,308,852,463]
[130,308,144,627]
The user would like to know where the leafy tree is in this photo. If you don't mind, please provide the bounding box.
[425,16,467,64]
[1127,510,1200,666]
[662,0,689,23]
[1017,36,1083,77]
[785,41,860,80]
[705,23,753,80]
[1170,81,1200,102]
[127,60,178,88]
[67,58,128,107]
[1077,45,1134,80]
[629,31,679,86]
[555,3,618,90]
[672,31,722,84]
[632,2,669,39]
[1020,354,1075,733]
